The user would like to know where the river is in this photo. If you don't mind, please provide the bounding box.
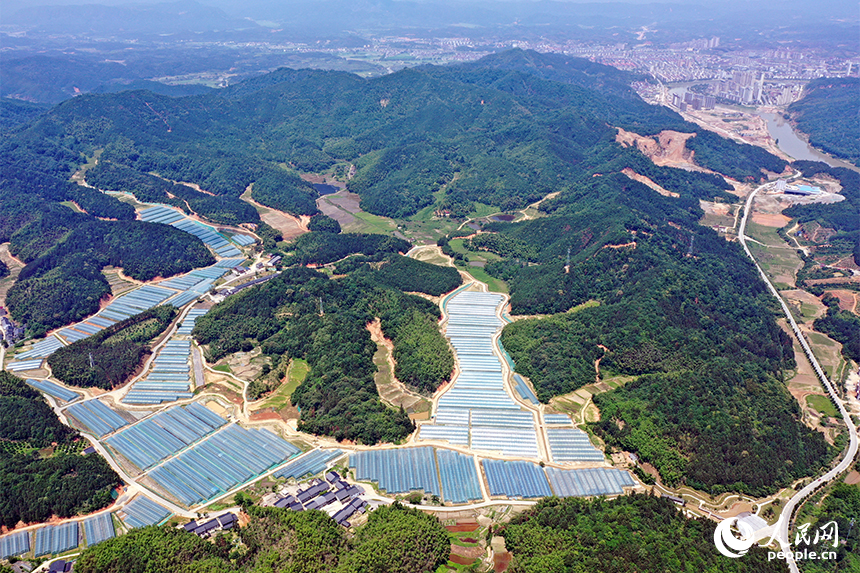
[666,83,857,171]
[756,111,858,170]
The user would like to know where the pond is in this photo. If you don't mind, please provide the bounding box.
[312,183,339,195]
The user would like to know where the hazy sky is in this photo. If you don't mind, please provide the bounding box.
[3,0,857,28]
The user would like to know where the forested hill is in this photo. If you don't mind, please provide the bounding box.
[0,372,121,527]
[5,49,783,222]
[502,495,787,573]
[788,77,860,167]
[1,48,818,490]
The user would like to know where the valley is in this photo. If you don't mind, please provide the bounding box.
[0,47,857,573]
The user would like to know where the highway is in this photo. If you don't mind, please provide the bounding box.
[738,179,859,572]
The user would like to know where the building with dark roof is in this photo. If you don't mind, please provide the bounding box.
[296,481,329,504]
[216,513,237,529]
[183,512,238,537]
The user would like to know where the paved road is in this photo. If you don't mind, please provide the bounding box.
[739,179,859,572]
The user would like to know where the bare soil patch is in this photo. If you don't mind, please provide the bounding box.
[224,348,269,381]
[494,552,512,572]
[844,471,860,485]
[0,243,25,308]
[807,276,860,286]
[367,319,430,415]
[616,128,704,171]
[723,501,755,517]
[317,190,365,229]
[249,410,283,423]
[206,384,243,405]
[300,173,346,189]
[260,209,308,241]
[782,289,827,321]
[751,212,791,227]
[446,522,479,533]
[621,168,678,197]
[824,290,858,314]
[834,255,860,272]
[449,554,476,566]
[241,187,308,240]
[451,545,482,559]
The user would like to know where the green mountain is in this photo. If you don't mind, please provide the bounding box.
[0,372,121,528]
[73,502,450,573]
[502,494,787,573]
[1,49,833,494]
[789,78,860,167]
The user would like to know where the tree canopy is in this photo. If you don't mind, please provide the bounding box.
[0,372,121,527]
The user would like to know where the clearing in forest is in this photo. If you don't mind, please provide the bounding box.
[0,243,25,308]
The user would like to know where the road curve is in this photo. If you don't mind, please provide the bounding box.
[738,179,859,572]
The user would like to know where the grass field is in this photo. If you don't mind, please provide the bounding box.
[60,200,85,213]
[409,188,448,223]
[805,394,838,417]
[343,210,400,236]
[445,238,508,292]
[458,264,508,293]
[212,364,232,373]
[260,359,309,410]
[412,247,453,268]
[469,202,500,218]
[745,222,802,290]
[805,331,843,379]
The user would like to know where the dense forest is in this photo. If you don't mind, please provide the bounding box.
[250,169,320,216]
[48,306,177,389]
[0,48,818,494]
[307,213,342,234]
[86,159,260,225]
[365,254,462,297]
[5,215,211,335]
[193,267,454,443]
[4,50,782,226]
[284,232,410,266]
[593,368,830,495]
[789,78,860,167]
[482,155,830,494]
[800,482,860,573]
[0,49,789,336]
[0,154,213,335]
[0,372,121,527]
[501,494,787,573]
[74,502,450,573]
[0,97,49,132]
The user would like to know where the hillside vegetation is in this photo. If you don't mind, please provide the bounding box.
[789,78,860,167]
[0,160,212,335]
[0,372,121,527]
[1,49,822,493]
[193,266,456,443]
[502,495,787,573]
[74,502,450,573]
[799,482,860,573]
[487,157,829,495]
[48,306,177,389]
